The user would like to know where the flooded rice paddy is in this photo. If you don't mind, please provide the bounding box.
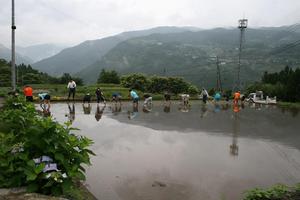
[49,101,300,200]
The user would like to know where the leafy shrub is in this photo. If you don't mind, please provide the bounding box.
[0,97,94,198]
[187,85,200,95]
[244,184,292,200]
[121,73,198,95]
[121,73,149,92]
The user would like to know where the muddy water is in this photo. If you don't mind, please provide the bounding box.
[49,102,300,200]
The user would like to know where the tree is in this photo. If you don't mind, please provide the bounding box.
[0,59,11,87]
[187,85,199,95]
[247,66,300,102]
[148,76,169,93]
[60,73,72,84]
[97,69,120,84]
[121,73,149,92]
[166,77,189,94]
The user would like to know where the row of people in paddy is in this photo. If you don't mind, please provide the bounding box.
[23,82,244,115]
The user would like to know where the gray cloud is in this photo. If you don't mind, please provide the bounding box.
[0,0,300,47]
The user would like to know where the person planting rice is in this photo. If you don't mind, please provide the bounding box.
[164,92,171,102]
[38,92,51,113]
[112,92,122,104]
[129,89,139,108]
[95,87,106,104]
[23,85,33,102]
[181,94,190,106]
[83,93,91,104]
[201,88,208,104]
[67,79,76,101]
[233,91,241,104]
[214,92,221,102]
[143,94,152,106]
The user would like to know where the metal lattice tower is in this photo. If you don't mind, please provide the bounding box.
[237,18,248,90]
[216,56,222,92]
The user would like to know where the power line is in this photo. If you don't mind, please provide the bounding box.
[269,40,300,55]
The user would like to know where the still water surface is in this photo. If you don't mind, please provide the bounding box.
[49,102,300,200]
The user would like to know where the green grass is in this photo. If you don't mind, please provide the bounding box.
[243,183,300,200]
[0,87,10,97]
[278,101,300,109]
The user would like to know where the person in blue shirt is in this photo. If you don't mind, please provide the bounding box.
[129,89,139,105]
[214,92,221,102]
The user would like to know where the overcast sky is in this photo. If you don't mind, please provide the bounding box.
[0,0,300,47]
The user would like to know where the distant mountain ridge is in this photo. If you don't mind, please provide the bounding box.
[77,27,300,88]
[32,26,201,76]
[32,25,300,88]
[17,44,67,63]
[0,44,33,64]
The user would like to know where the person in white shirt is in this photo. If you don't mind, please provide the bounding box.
[67,80,76,101]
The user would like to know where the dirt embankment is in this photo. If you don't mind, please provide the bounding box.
[0,188,68,200]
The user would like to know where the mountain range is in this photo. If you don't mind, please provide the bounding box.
[0,44,32,64]
[76,27,300,88]
[32,26,200,76]
[16,44,66,63]
[27,25,300,88]
[0,43,66,64]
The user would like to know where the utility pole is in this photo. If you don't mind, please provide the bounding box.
[216,56,222,92]
[237,18,248,90]
[11,0,16,91]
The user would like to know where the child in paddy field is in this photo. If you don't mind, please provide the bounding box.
[201,88,208,104]
[142,94,153,113]
[143,94,152,106]
[233,91,241,104]
[214,92,221,102]
[23,85,33,102]
[163,92,171,113]
[129,89,139,109]
[38,92,51,113]
[181,94,190,106]
[164,92,171,102]
[112,92,122,104]
[95,88,106,104]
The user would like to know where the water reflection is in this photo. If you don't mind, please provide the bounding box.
[37,109,51,117]
[67,103,75,123]
[143,104,152,113]
[233,103,240,113]
[230,104,240,156]
[163,101,171,113]
[95,104,106,122]
[200,104,208,118]
[221,103,230,111]
[178,103,190,113]
[83,103,91,115]
[128,104,139,119]
[280,107,299,117]
[111,103,122,115]
[48,102,300,200]
[214,103,221,113]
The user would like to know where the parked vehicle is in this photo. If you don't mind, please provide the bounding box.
[246,91,277,104]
